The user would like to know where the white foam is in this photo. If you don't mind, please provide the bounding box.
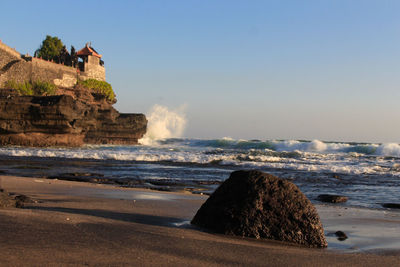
[272,139,351,153]
[376,143,400,157]
[0,138,400,178]
[308,139,328,151]
[139,105,187,146]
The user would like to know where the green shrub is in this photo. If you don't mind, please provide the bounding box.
[78,79,115,101]
[32,80,57,95]
[3,80,56,96]
[4,80,34,95]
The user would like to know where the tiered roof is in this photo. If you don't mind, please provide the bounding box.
[76,43,102,58]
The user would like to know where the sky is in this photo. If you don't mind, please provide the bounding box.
[1,0,400,143]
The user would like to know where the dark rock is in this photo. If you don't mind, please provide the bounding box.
[317,194,348,203]
[191,170,327,248]
[14,194,32,202]
[63,172,104,177]
[0,90,147,146]
[14,194,34,208]
[382,203,400,209]
[335,231,348,241]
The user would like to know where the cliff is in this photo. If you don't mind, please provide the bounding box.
[0,40,147,147]
[0,87,147,147]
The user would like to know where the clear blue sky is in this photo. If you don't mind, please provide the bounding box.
[1,0,400,142]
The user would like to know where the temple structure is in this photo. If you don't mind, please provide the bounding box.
[76,43,105,81]
[0,40,106,88]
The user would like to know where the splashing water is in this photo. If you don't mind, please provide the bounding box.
[139,104,186,145]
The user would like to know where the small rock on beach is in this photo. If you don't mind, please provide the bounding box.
[317,194,348,203]
[381,203,400,209]
[335,231,348,241]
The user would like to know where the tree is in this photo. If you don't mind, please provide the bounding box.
[59,45,70,65]
[70,45,78,67]
[34,35,64,61]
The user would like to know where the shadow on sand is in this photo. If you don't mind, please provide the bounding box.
[29,206,191,228]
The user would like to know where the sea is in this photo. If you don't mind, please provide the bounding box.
[0,138,399,210]
[0,105,399,211]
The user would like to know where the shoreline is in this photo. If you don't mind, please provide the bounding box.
[0,176,400,266]
[0,175,399,266]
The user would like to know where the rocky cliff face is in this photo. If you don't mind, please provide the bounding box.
[0,87,147,147]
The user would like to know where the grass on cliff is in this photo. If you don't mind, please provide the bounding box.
[4,80,57,96]
[78,79,115,101]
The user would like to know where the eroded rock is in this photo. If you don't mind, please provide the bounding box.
[0,89,147,146]
[191,170,327,248]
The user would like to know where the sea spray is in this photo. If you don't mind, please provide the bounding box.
[139,105,187,145]
[376,143,400,157]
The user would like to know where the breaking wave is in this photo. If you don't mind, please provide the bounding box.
[0,138,399,177]
[139,105,186,145]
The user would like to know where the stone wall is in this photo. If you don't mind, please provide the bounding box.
[31,58,78,87]
[0,43,31,85]
[0,41,106,88]
[82,60,106,81]
[0,41,21,59]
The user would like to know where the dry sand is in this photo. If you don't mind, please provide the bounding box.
[0,175,399,266]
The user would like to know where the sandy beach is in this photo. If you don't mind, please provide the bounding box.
[0,175,399,266]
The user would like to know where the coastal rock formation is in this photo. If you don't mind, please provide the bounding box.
[191,170,327,248]
[317,194,348,203]
[0,40,147,146]
[0,87,147,146]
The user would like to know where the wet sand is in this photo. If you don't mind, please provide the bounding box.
[0,175,399,266]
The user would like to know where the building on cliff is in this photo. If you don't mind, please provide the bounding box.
[0,40,106,88]
[76,43,106,81]
[0,40,147,147]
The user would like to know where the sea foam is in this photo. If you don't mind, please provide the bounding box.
[139,104,186,145]
[375,143,400,157]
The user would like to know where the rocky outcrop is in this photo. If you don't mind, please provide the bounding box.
[191,170,327,248]
[0,87,147,146]
[0,189,34,208]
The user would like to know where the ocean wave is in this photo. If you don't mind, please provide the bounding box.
[0,146,395,177]
[139,105,186,146]
[190,138,276,150]
[375,143,400,157]
[188,138,383,155]
[0,139,399,178]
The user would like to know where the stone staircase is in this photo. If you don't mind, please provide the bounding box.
[0,59,20,76]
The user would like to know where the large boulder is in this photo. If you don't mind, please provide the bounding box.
[191,170,327,248]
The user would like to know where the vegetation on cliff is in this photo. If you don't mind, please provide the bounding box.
[78,79,115,101]
[4,80,57,96]
[3,78,115,100]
